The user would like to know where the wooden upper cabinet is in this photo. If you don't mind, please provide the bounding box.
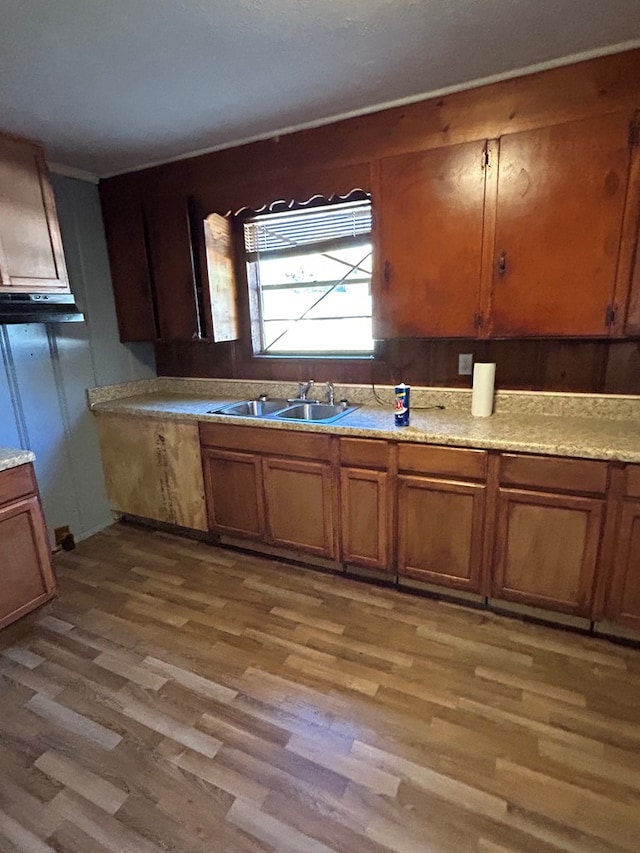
[375,139,488,338]
[100,181,159,342]
[488,112,633,337]
[0,134,69,293]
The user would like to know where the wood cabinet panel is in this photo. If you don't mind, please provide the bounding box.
[606,500,640,630]
[0,135,69,293]
[263,457,336,558]
[500,454,608,495]
[0,463,36,506]
[341,467,391,571]
[199,423,331,460]
[625,464,640,498]
[96,414,207,530]
[398,443,487,480]
[202,448,263,540]
[398,475,486,592]
[489,112,632,337]
[339,438,390,469]
[493,488,603,615]
[376,140,487,338]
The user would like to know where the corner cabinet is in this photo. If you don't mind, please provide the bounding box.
[0,463,57,630]
[0,133,70,293]
[200,424,338,560]
[603,465,640,631]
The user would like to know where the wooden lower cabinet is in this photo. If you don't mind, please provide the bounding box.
[398,475,486,593]
[605,500,640,631]
[263,458,336,558]
[341,467,391,571]
[0,465,57,630]
[492,488,604,615]
[96,414,207,530]
[202,449,264,540]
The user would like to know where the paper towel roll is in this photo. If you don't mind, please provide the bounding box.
[471,362,496,417]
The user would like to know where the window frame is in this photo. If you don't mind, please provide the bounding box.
[238,193,375,359]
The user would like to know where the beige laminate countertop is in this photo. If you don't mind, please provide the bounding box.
[0,447,35,473]
[91,392,640,464]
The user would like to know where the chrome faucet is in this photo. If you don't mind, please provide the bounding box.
[325,382,335,405]
[289,379,315,403]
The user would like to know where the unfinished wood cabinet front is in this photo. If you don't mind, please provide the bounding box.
[263,457,336,559]
[95,414,207,530]
[0,134,69,292]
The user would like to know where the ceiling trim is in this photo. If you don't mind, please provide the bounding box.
[49,162,100,184]
[99,37,640,180]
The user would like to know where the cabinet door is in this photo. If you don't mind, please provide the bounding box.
[263,458,336,559]
[492,488,603,615]
[376,139,487,338]
[397,475,486,592]
[341,467,391,572]
[606,500,640,631]
[100,181,159,342]
[202,449,264,540]
[0,135,69,292]
[145,194,201,341]
[489,112,632,336]
[96,415,207,530]
[0,495,56,630]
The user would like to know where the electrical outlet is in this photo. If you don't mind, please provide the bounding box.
[458,353,473,375]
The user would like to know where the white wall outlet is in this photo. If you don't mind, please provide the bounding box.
[458,353,473,375]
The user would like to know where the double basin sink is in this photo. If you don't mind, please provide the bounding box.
[209,397,359,424]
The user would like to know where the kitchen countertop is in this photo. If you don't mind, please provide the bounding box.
[91,392,640,464]
[0,447,35,473]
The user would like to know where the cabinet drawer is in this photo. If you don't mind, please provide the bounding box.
[625,465,640,499]
[500,454,608,495]
[398,444,487,480]
[340,438,390,469]
[199,423,331,461]
[0,463,36,506]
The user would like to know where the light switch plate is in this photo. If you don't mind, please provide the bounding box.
[458,353,473,375]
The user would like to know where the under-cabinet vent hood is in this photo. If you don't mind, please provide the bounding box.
[0,293,84,324]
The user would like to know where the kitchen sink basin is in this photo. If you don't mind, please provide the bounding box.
[211,398,290,417]
[273,402,359,423]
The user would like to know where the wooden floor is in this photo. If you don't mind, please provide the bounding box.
[1,525,640,852]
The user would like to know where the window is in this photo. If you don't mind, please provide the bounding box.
[242,195,373,355]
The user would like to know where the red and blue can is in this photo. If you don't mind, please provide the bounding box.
[394,383,410,426]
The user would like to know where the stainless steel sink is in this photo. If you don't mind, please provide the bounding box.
[273,402,359,423]
[211,398,290,417]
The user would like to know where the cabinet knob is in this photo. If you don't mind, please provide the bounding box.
[497,251,507,278]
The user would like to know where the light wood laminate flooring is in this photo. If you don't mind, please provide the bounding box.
[1,523,640,852]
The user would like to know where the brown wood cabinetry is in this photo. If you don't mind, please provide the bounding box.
[376,140,487,338]
[396,445,488,593]
[200,424,337,560]
[492,454,607,615]
[602,465,640,631]
[489,112,633,337]
[202,448,263,540]
[0,134,69,293]
[0,463,57,630]
[340,438,392,572]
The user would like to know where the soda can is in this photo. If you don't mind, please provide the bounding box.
[394,383,410,426]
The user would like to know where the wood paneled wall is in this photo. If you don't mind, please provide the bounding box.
[109,49,640,395]
[154,338,640,394]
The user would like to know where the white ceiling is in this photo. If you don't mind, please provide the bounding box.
[1,0,640,178]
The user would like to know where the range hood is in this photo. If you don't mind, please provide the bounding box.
[0,292,85,324]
